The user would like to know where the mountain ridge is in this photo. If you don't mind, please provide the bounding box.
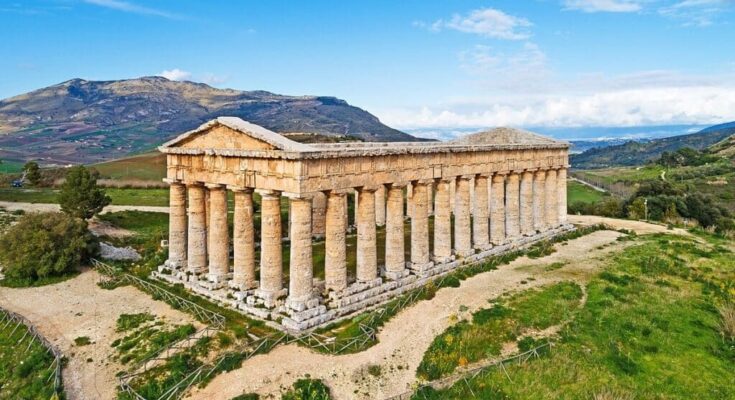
[0,76,421,164]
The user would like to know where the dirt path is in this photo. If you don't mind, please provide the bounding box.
[567,214,690,236]
[0,201,169,214]
[191,226,659,400]
[0,270,201,400]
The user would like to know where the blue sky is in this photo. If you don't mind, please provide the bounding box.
[1,0,734,135]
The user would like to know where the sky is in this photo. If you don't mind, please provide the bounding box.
[1,0,735,138]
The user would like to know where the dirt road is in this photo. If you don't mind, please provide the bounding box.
[0,270,201,400]
[0,201,168,214]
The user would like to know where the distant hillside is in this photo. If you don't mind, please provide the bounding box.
[0,77,420,165]
[708,134,735,159]
[571,122,735,169]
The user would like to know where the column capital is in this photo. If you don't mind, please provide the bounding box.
[282,192,315,201]
[228,185,253,193]
[356,185,380,193]
[388,181,409,189]
[475,173,491,178]
[255,189,281,198]
[492,170,510,176]
[325,189,349,197]
[205,183,226,190]
[522,167,539,173]
[162,178,183,185]
[457,174,474,181]
[183,180,205,186]
[411,179,434,186]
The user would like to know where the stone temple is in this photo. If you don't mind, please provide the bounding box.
[155,117,573,331]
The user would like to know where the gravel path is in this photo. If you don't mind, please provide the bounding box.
[0,201,169,214]
[0,270,201,400]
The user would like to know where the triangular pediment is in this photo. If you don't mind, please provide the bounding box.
[160,117,312,152]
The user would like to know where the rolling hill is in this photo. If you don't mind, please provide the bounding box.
[570,121,735,169]
[0,77,420,165]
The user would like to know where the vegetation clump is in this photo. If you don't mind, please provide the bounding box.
[0,212,98,286]
[58,165,111,219]
[282,378,332,400]
[0,315,59,399]
[116,313,156,332]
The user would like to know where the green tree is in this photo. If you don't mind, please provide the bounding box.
[23,161,42,185]
[0,212,99,282]
[58,166,111,219]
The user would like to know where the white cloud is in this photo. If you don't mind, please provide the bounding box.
[429,8,532,40]
[83,0,182,19]
[563,0,644,12]
[200,73,229,86]
[159,69,191,81]
[459,43,550,92]
[659,0,733,26]
[378,75,735,129]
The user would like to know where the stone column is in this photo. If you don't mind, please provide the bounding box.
[454,176,473,257]
[385,184,406,279]
[433,179,452,263]
[533,170,547,232]
[410,181,432,271]
[473,175,490,250]
[375,185,386,227]
[505,173,521,239]
[186,182,207,274]
[557,167,568,224]
[356,187,378,282]
[232,188,256,290]
[325,191,347,292]
[406,183,413,218]
[426,181,434,216]
[520,171,535,236]
[490,174,506,245]
[287,195,313,308]
[545,169,559,227]
[206,184,229,284]
[257,190,283,300]
[167,181,187,269]
[311,191,327,239]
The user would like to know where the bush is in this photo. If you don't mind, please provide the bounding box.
[282,378,331,400]
[0,212,98,282]
[58,166,111,219]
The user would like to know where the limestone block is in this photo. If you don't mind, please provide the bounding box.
[557,168,568,224]
[168,182,187,268]
[233,188,256,290]
[490,174,506,244]
[385,185,406,278]
[311,191,327,238]
[505,173,521,238]
[520,171,534,235]
[433,179,452,263]
[207,184,229,279]
[375,185,386,227]
[325,192,348,292]
[533,170,546,231]
[356,188,378,282]
[410,181,431,266]
[287,196,314,304]
[186,183,207,274]
[259,190,283,296]
[545,169,559,228]
[473,175,490,249]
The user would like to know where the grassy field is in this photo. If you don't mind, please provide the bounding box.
[0,187,169,206]
[567,180,608,205]
[0,161,24,174]
[93,152,166,181]
[413,233,735,399]
[0,314,59,399]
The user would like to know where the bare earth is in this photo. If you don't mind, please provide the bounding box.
[0,270,201,400]
[192,217,679,400]
[0,201,169,214]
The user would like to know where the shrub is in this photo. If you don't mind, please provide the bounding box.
[0,212,98,282]
[282,378,331,400]
[74,336,92,346]
[58,166,111,219]
[719,303,735,343]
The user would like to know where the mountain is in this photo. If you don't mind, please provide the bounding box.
[0,77,420,164]
[708,134,735,159]
[571,121,735,169]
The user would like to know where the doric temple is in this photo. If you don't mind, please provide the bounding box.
[156,117,573,331]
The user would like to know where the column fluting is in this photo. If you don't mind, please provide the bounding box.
[206,184,229,283]
[533,170,547,231]
[520,171,535,235]
[410,181,432,270]
[287,195,313,306]
[385,184,406,279]
[545,169,559,227]
[311,191,327,239]
[473,175,490,249]
[356,187,378,282]
[433,179,452,263]
[258,190,283,296]
[186,182,207,274]
[232,187,256,290]
[167,181,187,269]
[454,176,473,257]
[325,191,347,292]
[490,174,506,245]
[505,173,521,239]
[375,185,386,227]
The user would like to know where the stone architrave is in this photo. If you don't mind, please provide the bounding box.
[473,175,490,249]
[385,184,407,279]
[410,181,432,271]
[545,169,559,227]
[287,195,314,308]
[490,173,506,244]
[533,170,547,231]
[232,187,256,290]
[433,179,452,263]
[258,190,283,299]
[325,191,347,292]
[505,173,521,238]
[520,171,535,235]
[454,176,473,257]
[186,182,207,274]
[167,181,187,268]
[206,184,229,284]
[356,187,378,282]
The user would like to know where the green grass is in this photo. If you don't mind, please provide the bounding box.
[0,271,80,288]
[0,187,169,206]
[111,316,196,365]
[0,161,24,174]
[417,282,583,380]
[93,152,166,181]
[116,313,156,332]
[567,180,608,204]
[281,378,332,400]
[412,233,735,399]
[0,315,59,399]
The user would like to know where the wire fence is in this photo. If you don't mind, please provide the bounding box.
[0,306,64,397]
